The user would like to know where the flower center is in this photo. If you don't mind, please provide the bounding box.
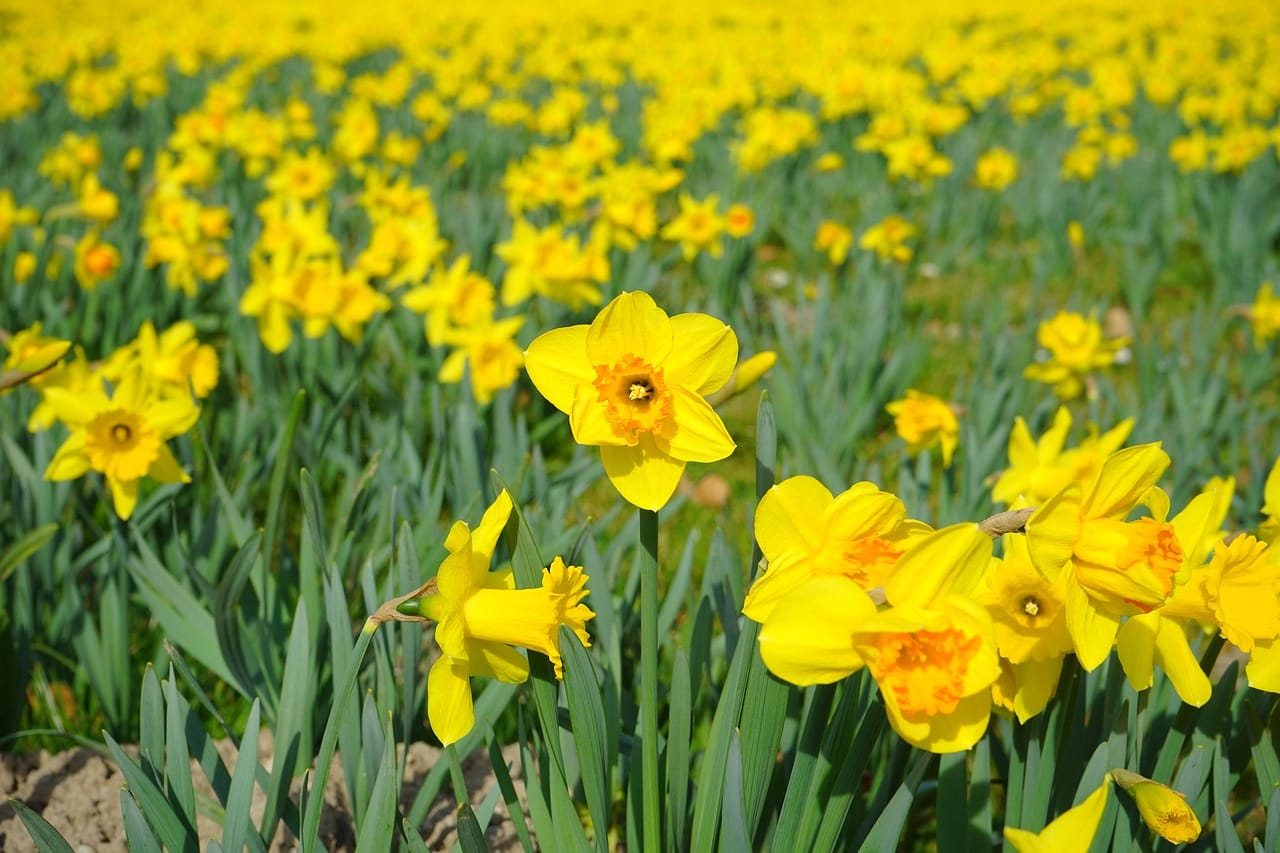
[592,355,673,441]
[1022,595,1041,618]
[85,408,161,482]
[1116,517,1183,599]
[838,535,904,588]
[868,627,981,717]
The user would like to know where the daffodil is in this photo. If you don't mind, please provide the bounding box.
[1115,478,1238,705]
[1247,281,1280,347]
[744,475,931,622]
[42,370,199,520]
[438,315,525,404]
[524,291,737,510]
[993,408,1135,506]
[659,193,726,261]
[1110,769,1201,844]
[378,491,594,745]
[1023,310,1128,400]
[757,524,1000,752]
[1004,779,1110,853]
[886,390,959,467]
[814,221,852,265]
[1025,443,1179,669]
[1,324,71,392]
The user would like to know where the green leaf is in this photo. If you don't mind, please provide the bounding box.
[0,523,57,585]
[221,699,262,853]
[455,801,489,853]
[121,789,163,853]
[6,797,75,853]
[937,750,969,853]
[162,668,197,822]
[772,683,838,851]
[721,731,750,852]
[260,389,306,579]
[666,650,693,853]
[355,711,399,851]
[261,597,311,844]
[855,749,933,853]
[562,625,610,853]
[104,731,199,853]
[488,740,536,853]
[139,664,165,784]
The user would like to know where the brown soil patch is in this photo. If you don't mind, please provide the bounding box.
[0,737,527,851]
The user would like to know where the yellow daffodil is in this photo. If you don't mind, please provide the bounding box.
[382,491,594,745]
[42,370,199,519]
[744,475,931,622]
[1023,310,1128,400]
[814,221,852,265]
[1247,281,1280,347]
[73,231,121,291]
[438,315,525,405]
[758,524,1000,752]
[401,255,497,347]
[524,291,737,511]
[101,321,219,400]
[1110,769,1201,844]
[1004,779,1110,853]
[860,216,918,264]
[886,390,959,467]
[974,147,1019,191]
[2,324,72,384]
[724,203,755,238]
[1025,443,1181,669]
[660,193,726,261]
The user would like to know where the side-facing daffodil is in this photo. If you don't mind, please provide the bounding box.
[1025,443,1179,670]
[42,369,199,519]
[524,291,737,510]
[1,324,71,392]
[1004,778,1110,853]
[885,390,960,467]
[375,491,594,745]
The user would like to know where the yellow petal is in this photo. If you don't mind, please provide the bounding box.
[883,687,992,753]
[1247,639,1280,692]
[1007,417,1038,470]
[825,488,906,543]
[755,476,834,559]
[1116,613,1158,691]
[585,291,672,368]
[108,475,139,521]
[1066,574,1121,671]
[471,490,514,566]
[524,324,592,415]
[1026,484,1083,581]
[661,312,737,395]
[427,656,475,746]
[44,433,90,481]
[600,434,684,511]
[884,523,992,608]
[757,577,873,685]
[1010,658,1063,723]
[1006,780,1109,853]
[570,387,628,446]
[464,639,530,683]
[147,444,190,484]
[147,399,200,438]
[742,550,810,624]
[1082,443,1169,520]
[1153,615,1211,707]
[661,387,736,463]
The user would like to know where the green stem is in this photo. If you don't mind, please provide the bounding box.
[639,507,662,852]
[446,743,469,804]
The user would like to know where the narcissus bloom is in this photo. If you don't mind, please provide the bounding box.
[660,193,726,260]
[814,220,852,265]
[974,147,1019,192]
[42,370,199,519]
[757,524,1000,752]
[744,475,931,622]
[1004,779,1110,853]
[524,291,737,510]
[1249,281,1280,347]
[1023,310,1128,400]
[886,390,959,467]
[859,215,917,263]
[2,324,71,388]
[380,491,594,745]
[1026,443,1183,670]
[993,407,1134,506]
[1111,769,1201,844]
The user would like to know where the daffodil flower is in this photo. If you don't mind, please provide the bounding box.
[757,524,1000,752]
[744,475,931,622]
[524,291,737,510]
[1261,455,1280,544]
[1004,779,1110,853]
[1114,478,1237,706]
[42,370,199,519]
[379,491,594,745]
[1111,769,1201,844]
[1025,443,1180,670]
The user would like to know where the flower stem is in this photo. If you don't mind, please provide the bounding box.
[639,507,662,852]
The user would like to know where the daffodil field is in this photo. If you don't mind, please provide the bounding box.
[5,0,1280,849]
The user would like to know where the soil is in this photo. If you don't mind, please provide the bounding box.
[0,735,527,851]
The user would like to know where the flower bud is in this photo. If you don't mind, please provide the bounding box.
[1110,768,1201,844]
